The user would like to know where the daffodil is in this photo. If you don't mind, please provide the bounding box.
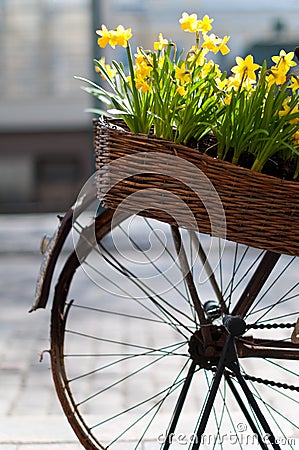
[272,50,296,74]
[175,63,191,84]
[109,25,132,48]
[201,34,231,56]
[290,75,299,91]
[202,60,221,78]
[227,74,254,90]
[292,131,299,145]
[202,33,220,54]
[135,50,153,78]
[267,66,287,87]
[187,46,208,66]
[196,15,213,33]
[96,24,132,49]
[279,99,299,124]
[135,76,151,93]
[96,25,111,48]
[179,12,198,33]
[135,48,152,67]
[84,11,299,173]
[231,55,260,83]
[176,84,187,96]
[218,35,230,56]
[216,77,229,91]
[135,64,152,79]
[95,57,116,80]
[154,33,169,51]
[224,93,232,105]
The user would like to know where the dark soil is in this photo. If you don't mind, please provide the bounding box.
[187,134,298,182]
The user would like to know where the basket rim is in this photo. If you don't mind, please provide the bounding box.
[94,117,299,191]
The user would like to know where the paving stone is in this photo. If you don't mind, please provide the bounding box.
[15,445,83,450]
[1,214,299,450]
[0,446,18,450]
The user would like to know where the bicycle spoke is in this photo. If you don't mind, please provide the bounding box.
[98,240,196,335]
[68,302,188,327]
[246,257,298,321]
[68,342,188,383]
[118,221,195,310]
[76,342,187,407]
[84,253,192,340]
[51,212,299,449]
[171,226,209,333]
[223,248,264,304]
[65,329,187,355]
[248,378,299,434]
[91,363,200,430]
[232,251,280,318]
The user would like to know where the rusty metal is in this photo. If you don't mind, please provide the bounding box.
[232,251,281,318]
[31,184,97,312]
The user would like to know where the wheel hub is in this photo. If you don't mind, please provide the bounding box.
[188,326,224,369]
[188,301,247,369]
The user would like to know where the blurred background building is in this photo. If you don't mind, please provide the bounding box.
[0,0,298,213]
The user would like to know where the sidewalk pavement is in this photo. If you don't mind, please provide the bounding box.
[0,214,82,448]
[0,214,159,449]
[1,214,298,450]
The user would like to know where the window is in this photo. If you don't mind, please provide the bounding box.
[0,0,91,100]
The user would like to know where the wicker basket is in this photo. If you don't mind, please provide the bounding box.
[94,119,299,257]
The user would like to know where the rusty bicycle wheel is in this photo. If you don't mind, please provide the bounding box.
[50,205,299,449]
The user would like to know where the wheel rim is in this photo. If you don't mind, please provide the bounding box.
[51,209,299,449]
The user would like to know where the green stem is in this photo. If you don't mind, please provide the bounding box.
[195,31,200,49]
[232,154,239,165]
[251,158,264,172]
[126,45,142,130]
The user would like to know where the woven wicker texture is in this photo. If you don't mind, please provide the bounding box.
[94,119,299,256]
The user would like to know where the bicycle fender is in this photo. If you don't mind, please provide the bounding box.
[30,208,74,312]
[30,184,98,312]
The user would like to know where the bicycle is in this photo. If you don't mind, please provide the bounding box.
[32,119,299,449]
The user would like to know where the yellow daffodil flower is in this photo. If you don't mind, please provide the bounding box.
[175,63,191,84]
[187,46,208,66]
[134,49,153,79]
[292,131,299,145]
[267,66,287,87]
[109,25,132,48]
[135,48,152,67]
[154,33,169,51]
[176,85,187,96]
[135,76,151,93]
[95,57,116,80]
[279,98,291,118]
[224,93,232,105]
[290,75,299,91]
[279,99,299,124]
[231,55,260,83]
[216,77,229,91]
[202,34,231,56]
[179,12,198,33]
[96,24,132,49]
[202,34,220,54]
[96,25,111,48]
[227,74,253,90]
[196,15,213,33]
[218,35,230,55]
[272,50,296,74]
[202,60,221,78]
[135,65,152,79]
